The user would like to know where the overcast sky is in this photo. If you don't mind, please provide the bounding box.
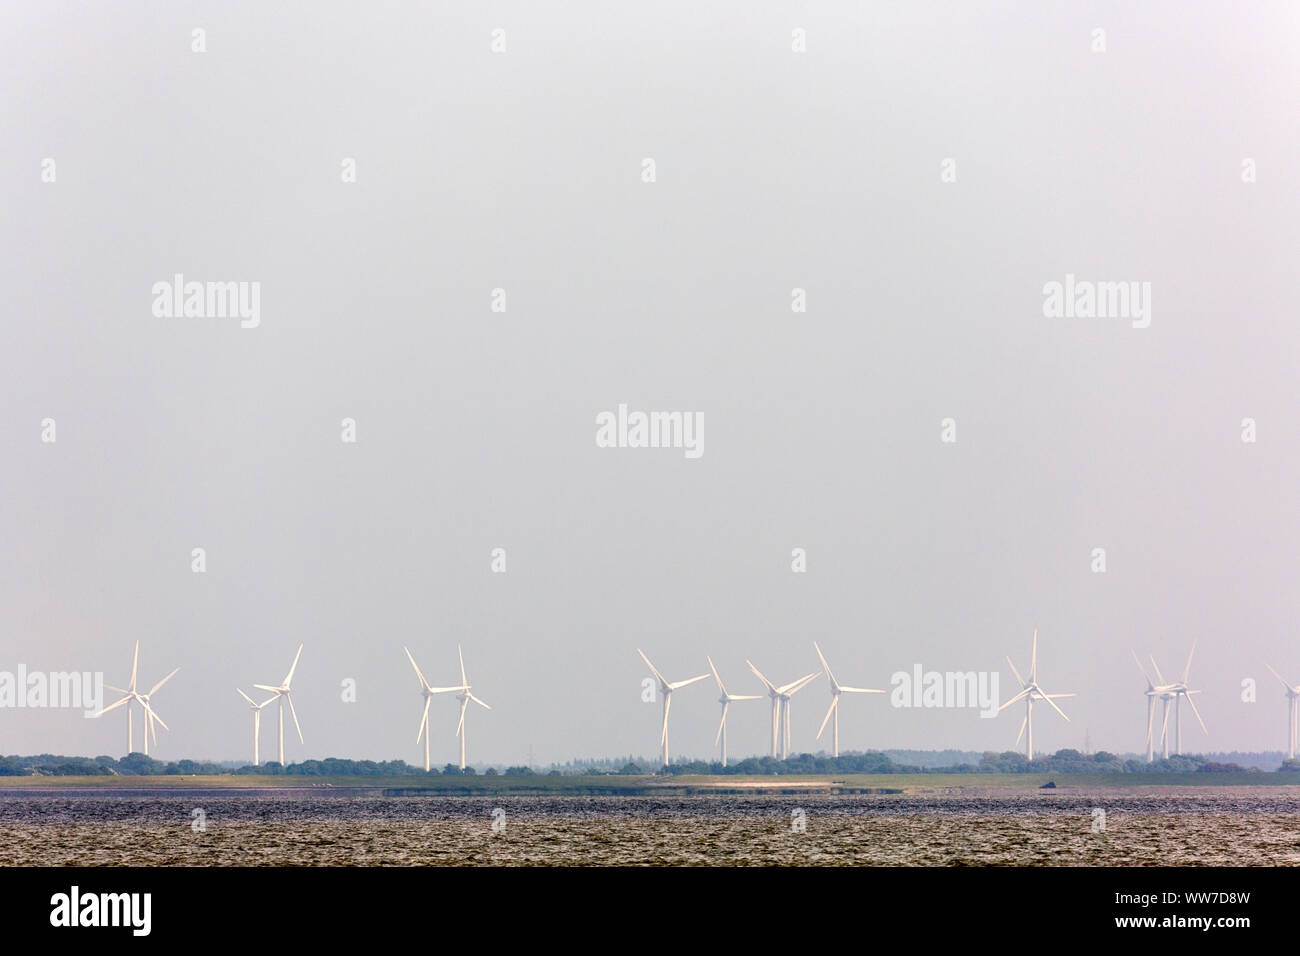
[3,1,1298,765]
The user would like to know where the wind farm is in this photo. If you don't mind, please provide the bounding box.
[62,636,1300,770]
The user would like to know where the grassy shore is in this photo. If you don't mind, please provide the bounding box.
[5,771,1300,793]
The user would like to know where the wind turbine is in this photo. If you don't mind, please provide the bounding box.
[813,642,884,758]
[96,641,179,756]
[746,660,818,759]
[638,649,708,768]
[236,689,277,766]
[1132,650,1178,762]
[999,630,1075,760]
[1149,643,1206,756]
[451,645,491,770]
[707,656,760,767]
[253,643,304,765]
[1266,664,1300,761]
[404,646,464,771]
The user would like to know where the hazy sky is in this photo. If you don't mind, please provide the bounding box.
[3,1,1298,766]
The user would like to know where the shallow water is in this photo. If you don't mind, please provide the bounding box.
[3,791,1299,865]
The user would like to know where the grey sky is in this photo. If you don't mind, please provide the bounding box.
[2,1,1298,765]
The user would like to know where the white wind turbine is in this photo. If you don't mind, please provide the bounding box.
[707,656,760,767]
[813,642,884,758]
[235,689,278,766]
[999,630,1075,760]
[404,646,465,772]
[1149,643,1206,756]
[451,645,491,770]
[97,641,179,756]
[746,660,818,759]
[253,643,304,765]
[1265,664,1300,761]
[1132,650,1179,762]
[638,649,708,768]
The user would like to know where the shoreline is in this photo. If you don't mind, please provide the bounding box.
[5,771,1300,797]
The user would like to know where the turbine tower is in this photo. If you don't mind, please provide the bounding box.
[404,646,463,772]
[1149,643,1206,756]
[638,649,708,768]
[1266,664,1300,760]
[707,656,760,767]
[253,643,304,765]
[235,689,277,766]
[813,642,884,758]
[97,641,179,756]
[999,629,1075,760]
[746,660,818,759]
[452,645,491,770]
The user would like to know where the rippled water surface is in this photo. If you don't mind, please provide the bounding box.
[3,790,1300,865]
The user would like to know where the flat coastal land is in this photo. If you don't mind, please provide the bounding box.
[5,771,1300,797]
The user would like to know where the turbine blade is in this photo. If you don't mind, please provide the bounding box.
[284,644,304,687]
[838,686,885,694]
[404,646,429,690]
[1029,629,1038,683]
[1131,649,1153,688]
[149,667,180,697]
[104,684,129,694]
[417,697,431,743]
[129,641,139,692]
[1150,655,1166,685]
[96,695,130,717]
[1039,690,1070,721]
[1015,713,1028,746]
[1005,656,1025,689]
[746,660,776,691]
[456,697,468,737]
[252,684,280,693]
[817,697,837,739]
[469,693,491,710]
[668,674,709,690]
[236,688,256,706]
[144,704,168,733]
[286,693,304,744]
[1182,640,1196,684]
[638,648,666,686]
[813,641,837,689]
[727,694,763,701]
[780,672,819,695]
[715,702,728,745]
[458,644,467,688]
[707,656,726,695]
[660,692,671,745]
[1184,691,1208,735]
[999,688,1030,711]
[1266,663,1292,692]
